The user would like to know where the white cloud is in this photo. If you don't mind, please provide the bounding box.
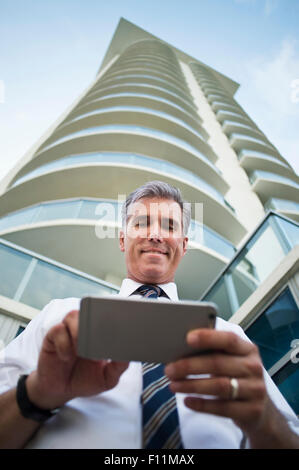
[238,38,299,173]
[245,38,299,116]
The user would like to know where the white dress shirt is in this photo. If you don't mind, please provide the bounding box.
[0,278,298,449]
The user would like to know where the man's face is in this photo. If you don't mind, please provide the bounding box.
[119,197,188,284]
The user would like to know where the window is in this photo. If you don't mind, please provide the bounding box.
[272,361,299,415]
[245,287,299,370]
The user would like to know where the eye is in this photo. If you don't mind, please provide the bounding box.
[133,217,147,228]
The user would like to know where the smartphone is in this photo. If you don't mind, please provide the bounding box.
[78,296,217,364]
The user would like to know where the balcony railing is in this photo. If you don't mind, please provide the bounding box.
[250,170,299,189]
[0,238,119,311]
[200,212,299,320]
[0,199,236,260]
[11,152,226,206]
[265,198,299,214]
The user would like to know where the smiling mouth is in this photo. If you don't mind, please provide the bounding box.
[141,250,168,255]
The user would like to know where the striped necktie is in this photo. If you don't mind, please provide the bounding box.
[134,284,183,449]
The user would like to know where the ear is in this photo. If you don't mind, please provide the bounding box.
[119,230,125,252]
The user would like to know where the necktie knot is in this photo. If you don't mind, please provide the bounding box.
[135,284,167,299]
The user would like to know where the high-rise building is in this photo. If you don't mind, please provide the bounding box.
[0,19,298,413]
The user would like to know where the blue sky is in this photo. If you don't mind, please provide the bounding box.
[0,0,298,182]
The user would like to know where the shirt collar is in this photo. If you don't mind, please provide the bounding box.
[119,278,179,301]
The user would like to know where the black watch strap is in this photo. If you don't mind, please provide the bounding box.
[16,374,58,422]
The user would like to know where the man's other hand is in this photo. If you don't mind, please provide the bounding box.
[165,329,276,442]
[26,310,129,410]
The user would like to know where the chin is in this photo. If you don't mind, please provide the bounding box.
[140,267,169,284]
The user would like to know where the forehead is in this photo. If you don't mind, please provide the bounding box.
[128,197,182,220]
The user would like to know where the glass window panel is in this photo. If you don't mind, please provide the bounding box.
[229,268,258,306]
[204,279,233,320]
[232,223,285,284]
[20,260,118,310]
[0,244,31,298]
[272,361,299,415]
[245,287,299,370]
[275,217,299,249]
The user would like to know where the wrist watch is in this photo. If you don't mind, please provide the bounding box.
[16,374,59,422]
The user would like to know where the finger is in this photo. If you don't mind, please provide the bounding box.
[165,353,252,380]
[63,310,79,348]
[103,361,130,389]
[184,396,254,421]
[169,377,266,401]
[186,329,254,356]
[45,323,74,361]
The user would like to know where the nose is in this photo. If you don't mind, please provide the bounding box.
[148,221,163,242]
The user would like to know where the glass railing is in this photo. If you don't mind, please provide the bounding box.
[265,198,299,213]
[86,82,197,114]
[62,105,207,142]
[0,238,119,311]
[115,60,180,81]
[78,91,200,122]
[212,101,241,112]
[0,199,236,259]
[98,71,187,97]
[11,152,224,205]
[230,132,273,148]
[216,110,253,123]
[238,149,290,169]
[250,170,299,189]
[38,125,216,171]
[222,120,259,134]
[201,212,299,320]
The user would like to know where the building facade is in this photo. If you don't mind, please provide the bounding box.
[0,19,298,413]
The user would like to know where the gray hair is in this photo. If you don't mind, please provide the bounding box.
[121,181,191,236]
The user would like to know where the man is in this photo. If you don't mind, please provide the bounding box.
[0,181,298,449]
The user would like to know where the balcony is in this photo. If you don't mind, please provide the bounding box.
[265,198,299,222]
[201,212,299,320]
[0,153,246,245]
[250,170,299,204]
[229,132,278,156]
[238,149,293,178]
[41,106,209,151]
[67,93,204,132]
[0,198,236,260]
[216,110,254,127]
[0,237,119,313]
[10,153,225,203]
[0,199,238,302]
[222,121,265,141]
[84,81,198,117]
